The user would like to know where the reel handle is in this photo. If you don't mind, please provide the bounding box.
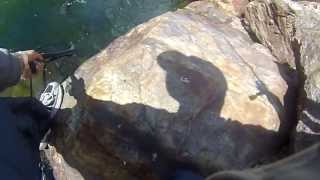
[29,61,39,74]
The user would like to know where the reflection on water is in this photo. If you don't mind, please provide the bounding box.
[0,0,184,97]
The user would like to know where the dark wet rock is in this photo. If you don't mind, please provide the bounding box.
[47,1,293,179]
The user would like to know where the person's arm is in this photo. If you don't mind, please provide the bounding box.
[0,48,43,91]
[0,48,23,91]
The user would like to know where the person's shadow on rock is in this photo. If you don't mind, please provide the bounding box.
[53,51,285,180]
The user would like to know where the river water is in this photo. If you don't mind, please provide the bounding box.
[0,0,185,97]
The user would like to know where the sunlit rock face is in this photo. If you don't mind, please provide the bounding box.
[48,1,292,179]
[244,0,296,68]
[207,0,249,16]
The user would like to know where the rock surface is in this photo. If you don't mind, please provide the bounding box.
[244,0,296,67]
[208,0,249,16]
[294,1,320,152]
[42,145,84,180]
[49,1,292,179]
[244,0,320,152]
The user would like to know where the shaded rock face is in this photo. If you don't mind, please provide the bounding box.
[49,1,293,179]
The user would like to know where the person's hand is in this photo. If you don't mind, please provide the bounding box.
[15,50,44,80]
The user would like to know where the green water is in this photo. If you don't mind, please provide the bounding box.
[0,0,185,97]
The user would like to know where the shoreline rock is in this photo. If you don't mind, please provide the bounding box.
[47,1,295,179]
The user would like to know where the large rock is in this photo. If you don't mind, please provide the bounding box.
[294,1,320,151]
[49,1,292,179]
[245,0,320,152]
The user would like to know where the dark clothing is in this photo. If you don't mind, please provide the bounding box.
[0,48,50,179]
[0,48,22,92]
[0,48,53,179]
[0,98,51,180]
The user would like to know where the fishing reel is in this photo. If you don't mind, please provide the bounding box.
[29,43,75,74]
[28,43,75,97]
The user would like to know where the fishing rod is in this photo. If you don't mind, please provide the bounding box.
[30,43,75,74]
[29,44,75,97]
